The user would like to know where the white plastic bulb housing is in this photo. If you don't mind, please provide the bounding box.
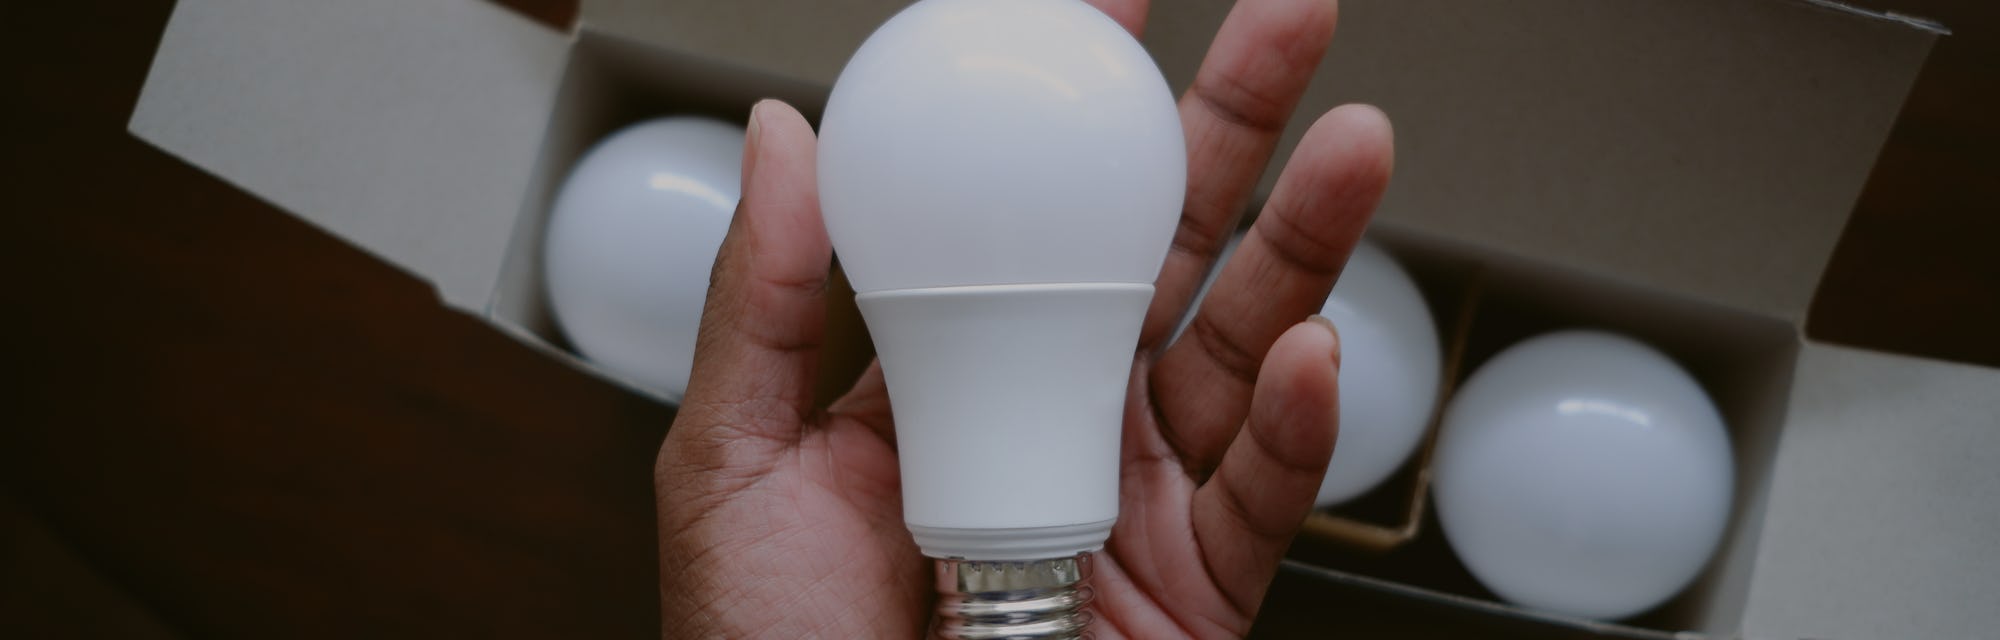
[1313,241,1442,506]
[819,0,1185,561]
[543,117,744,403]
[1432,330,1734,620]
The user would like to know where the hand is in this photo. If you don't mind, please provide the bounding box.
[654,0,1393,636]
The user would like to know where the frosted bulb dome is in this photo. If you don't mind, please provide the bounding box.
[1432,330,1734,620]
[1314,241,1442,506]
[818,0,1186,292]
[543,117,744,402]
[818,0,1186,563]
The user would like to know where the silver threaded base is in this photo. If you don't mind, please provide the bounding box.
[932,554,1095,639]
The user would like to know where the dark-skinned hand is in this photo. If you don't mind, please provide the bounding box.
[656,0,1393,636]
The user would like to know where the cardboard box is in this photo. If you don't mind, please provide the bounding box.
[128,0,1998,637]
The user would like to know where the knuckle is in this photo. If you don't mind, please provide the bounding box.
[1189,312,1262,387]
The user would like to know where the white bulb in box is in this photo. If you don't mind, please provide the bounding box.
[1181,235,1441,507]
[1313,240,1443,506]
[1432,330,1734,620]
[543,117,744,403]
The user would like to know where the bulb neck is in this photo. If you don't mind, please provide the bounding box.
[858,283,1152,558]
[932,553,1096,640]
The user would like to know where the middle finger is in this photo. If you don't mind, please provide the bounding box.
[1138,0,1342,349]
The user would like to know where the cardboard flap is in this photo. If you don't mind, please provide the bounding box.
[1147,0,1937,322]
[130,0,569,310]
[582,0,1935,322]
[1742,343,2000,639]
[579,0,904,86]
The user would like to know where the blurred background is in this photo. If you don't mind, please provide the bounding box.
[2,0,1993,636]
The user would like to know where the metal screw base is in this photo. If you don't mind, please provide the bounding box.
[932,553,1095,639]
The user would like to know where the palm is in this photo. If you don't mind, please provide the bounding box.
[656,0,1394,637]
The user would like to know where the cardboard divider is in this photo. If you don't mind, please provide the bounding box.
[1299,242,1481,551]
[1290,223,1801,636]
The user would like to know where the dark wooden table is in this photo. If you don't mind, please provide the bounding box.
[3,0,1993,636]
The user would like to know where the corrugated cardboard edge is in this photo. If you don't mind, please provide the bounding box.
[1793,0,1948,34]
[1279,560,1704,640]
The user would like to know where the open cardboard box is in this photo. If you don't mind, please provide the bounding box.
[128,0,1998,637]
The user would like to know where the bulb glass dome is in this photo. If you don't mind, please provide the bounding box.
[819,0,1186,293]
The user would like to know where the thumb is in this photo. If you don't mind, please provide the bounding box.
[670,99,832,455]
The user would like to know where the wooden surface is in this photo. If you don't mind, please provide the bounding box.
[1807,0,2000,368]
[3,0,1993,637]
[3,2,667,635]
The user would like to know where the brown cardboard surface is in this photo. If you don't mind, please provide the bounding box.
[1147,0,1936,323]
[129,0,569,310]
[591,0,1937,323]
[1746,344,2000,639]
[579,0,902,85]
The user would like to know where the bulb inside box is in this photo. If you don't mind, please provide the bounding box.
[1187,229,1739,623]
[1313,239,1445,508]
[1285,225,1798,635]
[1182,234,1447,513]
[1433,329,1734,621]
[541,116,745,403]
[486,30,850,406]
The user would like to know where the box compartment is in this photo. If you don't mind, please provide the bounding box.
[482,27,834,401]
[1291,224,1800,636]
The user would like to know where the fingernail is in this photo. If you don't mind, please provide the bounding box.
[742,100,767,185]
[1307,314,1337,336]
[1308,314,1342,368]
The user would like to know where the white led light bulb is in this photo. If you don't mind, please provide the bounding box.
[1314,240,1442,506]
[543,117,744,403]
[818,0,1185,635]
[1432,330,1734,620]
